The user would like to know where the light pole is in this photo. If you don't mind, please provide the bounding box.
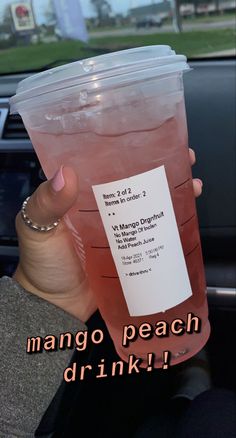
[171,0,182,32]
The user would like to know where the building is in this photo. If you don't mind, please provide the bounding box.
[129,2,172,23]
[129,0,236,20]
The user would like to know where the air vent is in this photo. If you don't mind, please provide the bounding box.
[3,113,29,139]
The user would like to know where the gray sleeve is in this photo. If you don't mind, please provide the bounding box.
[0,276,87,438]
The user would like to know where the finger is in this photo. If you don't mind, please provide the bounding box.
[193,178,203,198]
[189,148,196,166]
[16,165,78,235]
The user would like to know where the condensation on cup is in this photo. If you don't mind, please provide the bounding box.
[10,46,211,367]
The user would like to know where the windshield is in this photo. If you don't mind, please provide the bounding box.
[0,0,235,75]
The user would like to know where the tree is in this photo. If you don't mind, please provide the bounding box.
[193,0,198,16]
[90,0,112,26]
[214,0,220,14]
[1,5,13,34]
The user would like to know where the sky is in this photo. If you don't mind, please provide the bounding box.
[0,0,161,23]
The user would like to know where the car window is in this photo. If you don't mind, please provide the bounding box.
[0,0,235,74]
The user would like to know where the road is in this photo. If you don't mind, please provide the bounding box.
[89,19,235,38]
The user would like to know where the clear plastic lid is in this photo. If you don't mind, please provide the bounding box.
[10,45,189,113]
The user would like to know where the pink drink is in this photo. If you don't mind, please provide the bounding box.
[10,46,210,367]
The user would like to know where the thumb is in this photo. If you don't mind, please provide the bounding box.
[16,165,78,236]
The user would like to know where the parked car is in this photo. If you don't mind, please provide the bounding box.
[0,32,11,41]
[136,16,163,29]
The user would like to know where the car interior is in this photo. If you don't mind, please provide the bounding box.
[0,1,235,436]
[0,54,235,437]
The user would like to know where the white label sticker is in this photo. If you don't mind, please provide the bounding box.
[92,166,192,316]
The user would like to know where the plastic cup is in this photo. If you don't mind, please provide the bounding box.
[10,46,210,367]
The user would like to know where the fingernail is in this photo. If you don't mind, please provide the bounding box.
[51,166,65,192]
[195,178,203,187]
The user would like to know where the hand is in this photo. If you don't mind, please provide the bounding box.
[189,148,203,197]
[13,166,97,322]
[13,148,202,322]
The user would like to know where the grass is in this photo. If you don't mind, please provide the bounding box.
[0,41,99,74]
[0,28,235,74]
[90,28,236,54]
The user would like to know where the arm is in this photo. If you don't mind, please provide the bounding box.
[0,153,202,436]
[0,276,86,437]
